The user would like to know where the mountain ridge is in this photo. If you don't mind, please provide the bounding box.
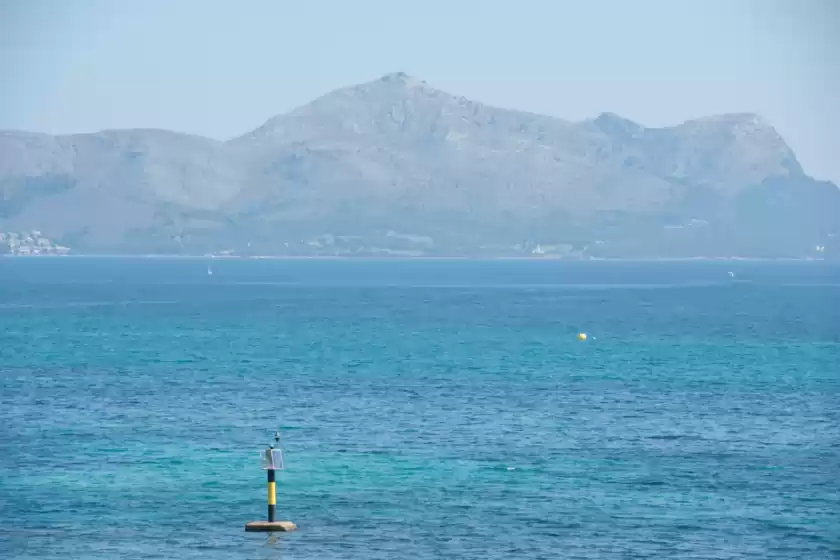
[1,72,837,258]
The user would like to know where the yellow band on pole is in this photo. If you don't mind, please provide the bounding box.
[267,481,276,506]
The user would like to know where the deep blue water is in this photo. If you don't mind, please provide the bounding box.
[1,258,838,559]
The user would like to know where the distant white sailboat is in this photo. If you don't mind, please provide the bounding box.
[728,271,735,278]
[207,266,213,276]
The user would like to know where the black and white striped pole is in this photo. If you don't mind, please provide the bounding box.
[245,431,296,532]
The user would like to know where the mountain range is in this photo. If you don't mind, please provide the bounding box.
[1,72,838,258]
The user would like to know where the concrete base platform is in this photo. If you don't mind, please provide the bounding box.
[245,521,297,532]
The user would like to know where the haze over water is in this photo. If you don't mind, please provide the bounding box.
[1,258,838,559]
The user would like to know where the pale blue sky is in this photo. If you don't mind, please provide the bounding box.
[2,0,838,182]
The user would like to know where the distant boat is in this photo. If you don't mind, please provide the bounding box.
[207,267,213,276]
[728,271,735,278]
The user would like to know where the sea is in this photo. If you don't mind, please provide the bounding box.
[1,257,838,560]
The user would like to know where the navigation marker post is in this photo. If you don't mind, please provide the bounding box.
[245,431,297,532]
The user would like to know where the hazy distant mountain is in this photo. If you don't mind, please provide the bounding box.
[1,72,837,258]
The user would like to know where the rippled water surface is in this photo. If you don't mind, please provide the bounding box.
[1,258,839,559]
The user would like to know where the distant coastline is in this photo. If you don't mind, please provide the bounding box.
[0,253,831,263]
[3,73,837,264]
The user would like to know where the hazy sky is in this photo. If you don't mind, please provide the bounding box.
[2,0,838,183]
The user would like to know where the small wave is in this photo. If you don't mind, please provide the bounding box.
[648,434,706,441]
[0,300,179,310]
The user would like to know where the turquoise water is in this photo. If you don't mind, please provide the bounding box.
[1,258,838,559]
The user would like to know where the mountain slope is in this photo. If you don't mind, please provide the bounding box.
[1,72,837,257]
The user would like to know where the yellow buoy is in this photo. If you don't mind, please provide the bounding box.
[577,332,587,341]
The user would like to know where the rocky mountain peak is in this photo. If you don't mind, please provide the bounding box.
[377,71,424,87]
[592,112,645,138]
